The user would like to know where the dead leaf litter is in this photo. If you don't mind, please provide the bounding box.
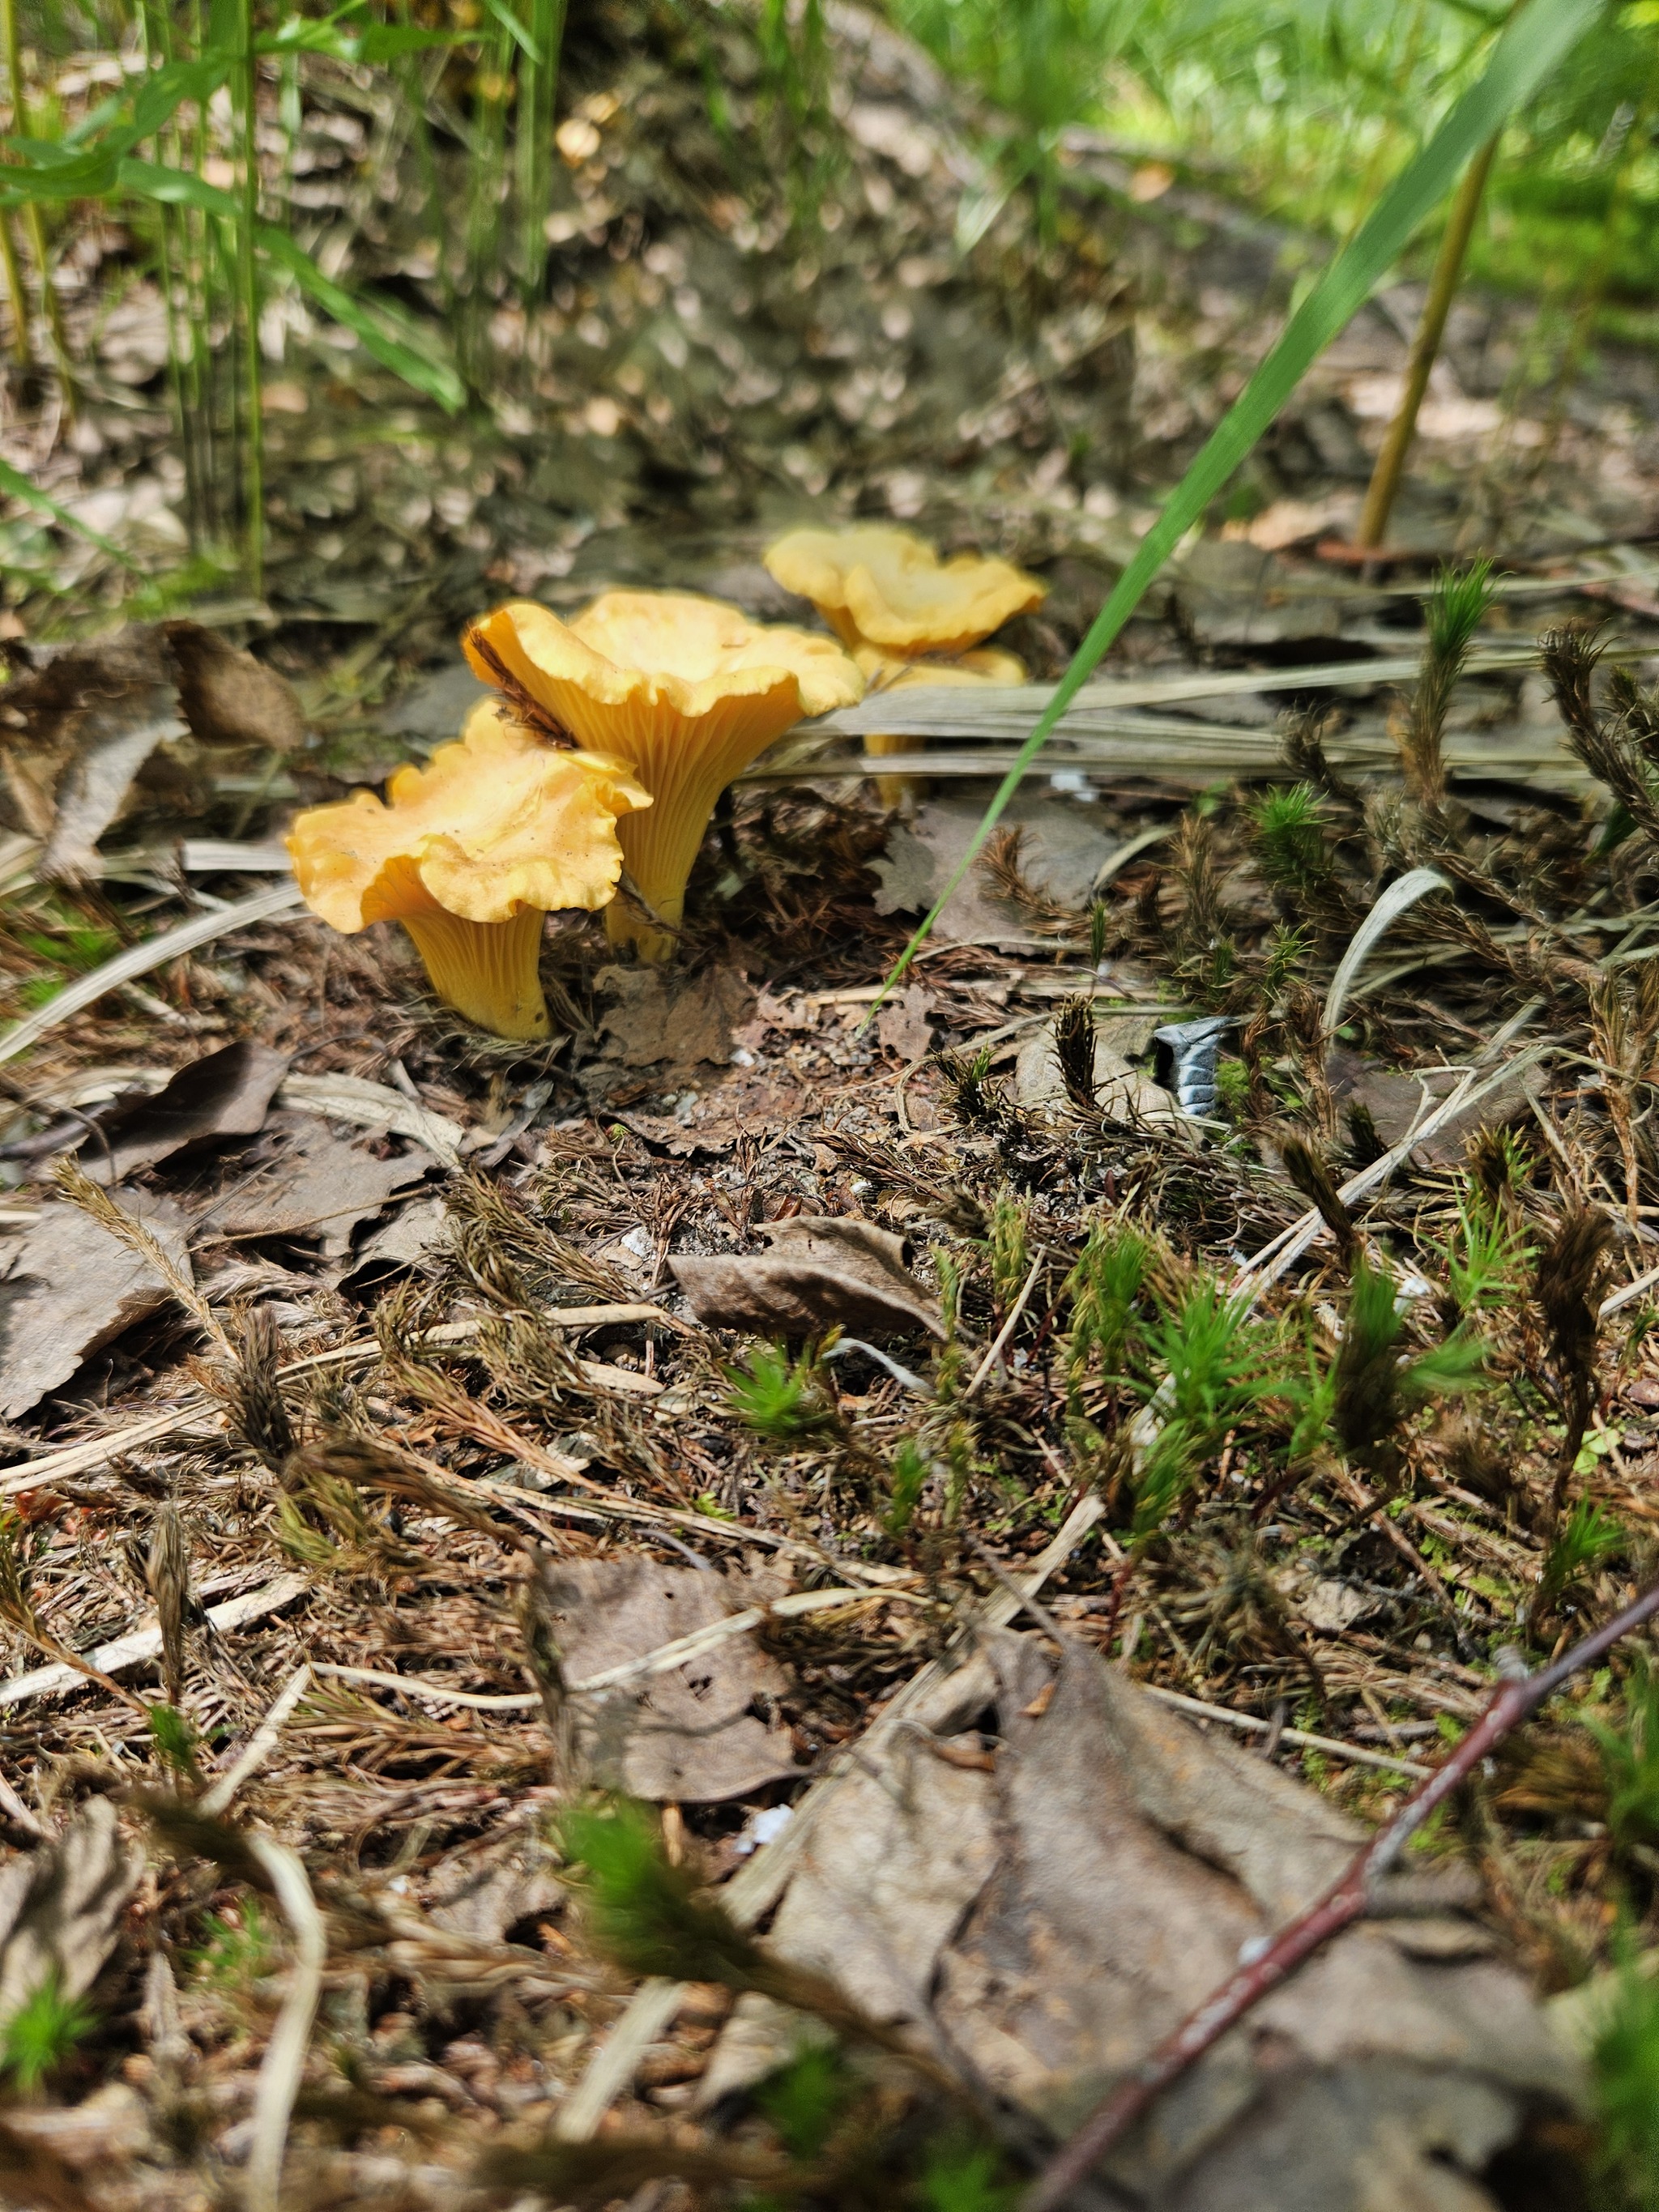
[6,2,1659,2206]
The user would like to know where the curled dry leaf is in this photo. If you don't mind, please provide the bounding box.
[195,1119,439,1259]
[0,632,189,873]
[704,1632,1574,2210]
[41,695,183,882]
[1329,1046,1531,1169]
[0,1797,141,2032]
[64,1040,289,1185]
[533,1557,800,1803]
[595,963,757,1074]
[671,1216,942,1338]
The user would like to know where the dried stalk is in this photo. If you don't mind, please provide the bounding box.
[147,1507,190,1708]
[1026,1575,1659,2211]
[244,1835,326,2212]
[1355,135,1499,549]
[1535,1204,1618,1532]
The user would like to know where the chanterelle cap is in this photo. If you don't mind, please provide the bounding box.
[463,592,864,960]
[288,704,649,1037]
[764,525,1044,655]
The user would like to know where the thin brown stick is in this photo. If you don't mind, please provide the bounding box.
[1356,133,1499,549]
[1026,1575,1659,2211]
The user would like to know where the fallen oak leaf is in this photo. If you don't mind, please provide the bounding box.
[671,1216,941,1338]
[1025,1585,1659,2211]
[0,1183,202,1419]
[530,1554,801,1802]
[53,1039,288,1185]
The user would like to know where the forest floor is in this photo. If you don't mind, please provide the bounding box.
[6,5,1659,2210]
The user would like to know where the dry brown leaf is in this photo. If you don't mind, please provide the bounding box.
[69,1040,289,1185]
[164,621,307,752]
[0,632,203,877]
[0,1799,141,2032]
[1330,1047,1531,1168]
[539,1557,800,1802]
[705,1633,1576,2210]
[595,964,756,1072]
[671,1216,942,1337]
[195,1118,438,1258]
[875,984,934,1063]
[0,1192,194,1418]
[41,693,183,880]
[424,1834,565,1947]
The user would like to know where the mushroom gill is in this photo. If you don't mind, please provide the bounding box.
[463,591,864,961]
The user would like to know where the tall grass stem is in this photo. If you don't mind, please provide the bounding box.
[1357,132,1500,548]
[1,0,74,410]
[237,0,263,594]
[0,207,29,366]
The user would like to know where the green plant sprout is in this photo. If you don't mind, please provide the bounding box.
[1332,1255,1486,1486]
[726,1342,836,1441]
[1537,1496,1627,1624]
[753,2044,851,2160]
[1064,1218,1149,1406]
[147,1702,203,1787]
[884,1437,930,1536]
[919,2133,1017,2212]
[1443,1178,1534,1322]
[1252,782,1332,898]
[1,1971,96,2091]
[987,1186,1031,1312]
[190,1897,275,1991]
[1129,1277,1288,1539]
[1591,1949,1659,2208]
[1587,1652,1659,1856]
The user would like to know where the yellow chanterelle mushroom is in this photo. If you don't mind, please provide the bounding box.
[287,706,650,1039]
[463,591,864,961]
[763,524,1044,655]
[765,526,1043,805]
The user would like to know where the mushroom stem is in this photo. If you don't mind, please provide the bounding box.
[400,906,551,1040]
[604,893,680,965]
[861,730,917,812]
[603,774,722,963]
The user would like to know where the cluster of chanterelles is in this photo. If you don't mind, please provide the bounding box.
[286,528,1044,1037]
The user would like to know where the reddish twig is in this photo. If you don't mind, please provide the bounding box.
[1025,1578,1659,2212]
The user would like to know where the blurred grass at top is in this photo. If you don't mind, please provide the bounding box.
[0,0,1653,624]
[894,0,1659,328]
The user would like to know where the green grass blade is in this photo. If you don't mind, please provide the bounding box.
[256,229,466,411]
[0,58,232,202]
[479,0,544,62]
[117,162,465,412]
[876,0,1606,998]
[0,454,139,569]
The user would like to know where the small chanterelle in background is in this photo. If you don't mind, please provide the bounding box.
[765,524,1043,803]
